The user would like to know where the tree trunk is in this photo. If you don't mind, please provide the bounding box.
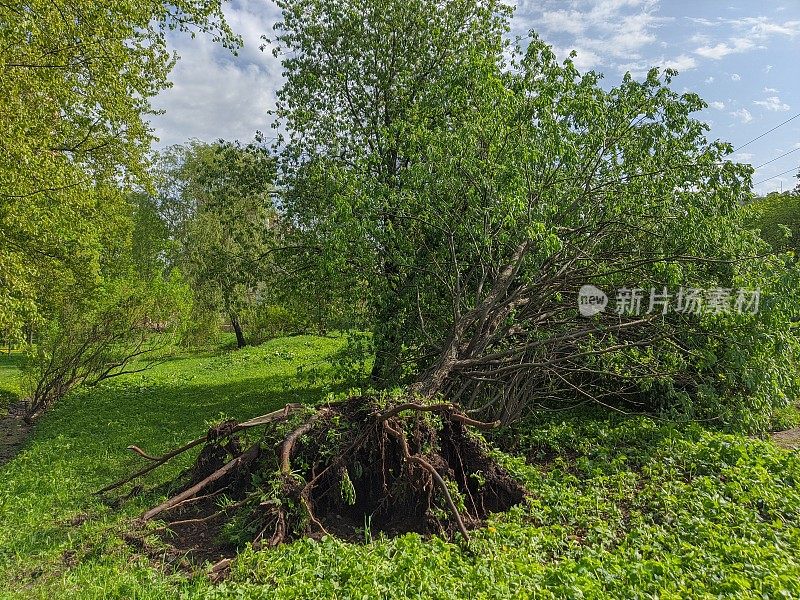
[230,314,246,349]
[369,311,403,387]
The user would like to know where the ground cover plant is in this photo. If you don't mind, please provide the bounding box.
[2,336,800,599]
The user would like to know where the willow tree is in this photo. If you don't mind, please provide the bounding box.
[0,1,239,339]
[169,142,278,348]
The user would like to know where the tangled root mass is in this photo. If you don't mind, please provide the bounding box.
[103,397,527,564]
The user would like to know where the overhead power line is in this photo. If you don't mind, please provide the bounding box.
[754,146,800,169]
[736,113,800,152]
[754,165,799,186]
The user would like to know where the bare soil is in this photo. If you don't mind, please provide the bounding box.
[771,427,800,450]
[0,402,31,467]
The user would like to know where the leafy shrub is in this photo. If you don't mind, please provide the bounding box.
[243,304,302,345]
[22,274,190,420]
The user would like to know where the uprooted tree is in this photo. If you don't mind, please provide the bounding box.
[101,398,527,562]
[103,0,800,563]
[276,0,800,430]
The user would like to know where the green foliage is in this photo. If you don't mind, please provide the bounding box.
[21,274,192,419]
[326,331,375,388]
[0,1,238,339]
[339,468,357,506]
[242,304,301,345]
[0,352,23,415]
[745,191,800,254]
[274,0,800,428]
[129,192,173,280]
[3,340,800,598]
[770,404,800,432]
[180,307,224,349]
[274,0,511,382]
[150,141,278,347]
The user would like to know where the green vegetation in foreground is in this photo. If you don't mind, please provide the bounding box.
[1,336,800,599]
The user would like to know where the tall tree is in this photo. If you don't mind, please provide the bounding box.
[0,1,239,338]
[273,0,511,383]
[157,141,278,348]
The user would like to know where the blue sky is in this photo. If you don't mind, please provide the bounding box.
[150,0,800,195]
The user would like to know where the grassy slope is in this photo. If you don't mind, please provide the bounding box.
[0,336,799,599]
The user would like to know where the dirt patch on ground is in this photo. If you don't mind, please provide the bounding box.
[771,428,800,450]
[0,402,32,467]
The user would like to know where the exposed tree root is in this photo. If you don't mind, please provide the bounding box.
[97,404,302,494]
[383,419,470,540]
[142,443,260,521]
[102,397,527,567]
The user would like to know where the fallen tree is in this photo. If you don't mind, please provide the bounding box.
[276,0,800,432]
[102,397,527,566]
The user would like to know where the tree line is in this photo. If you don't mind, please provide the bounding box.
[3,0,800,432]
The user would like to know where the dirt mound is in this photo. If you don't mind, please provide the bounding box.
[104,398,527,568]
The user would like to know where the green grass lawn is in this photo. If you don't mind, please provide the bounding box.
[1,335,799,599]
[0,351,23,416]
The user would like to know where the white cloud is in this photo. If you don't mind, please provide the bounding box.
[729,16,800,37]
[617,53,697,77]
[754,96,791,111]
[730,108,753,123]
[149,0,800,157]
[537,10,587,36]
[695,37,755,59]
[606,12,663,55]
[149,0,282,149]
[550,46,603,71]
[663,54,698,71]
[765,64,774,73]
[528,0,669,63]
[734,152,754,161]
[685,17,719,27]
[690,17,797,64]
